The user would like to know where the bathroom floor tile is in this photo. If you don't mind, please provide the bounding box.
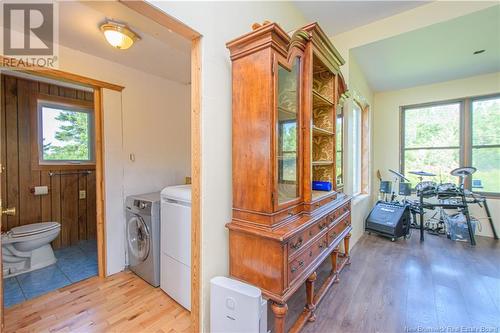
[3,277,26,308]
[54,246,85,260]
[3,241,98,307]
[57,255,98,283]
[17,264,71,299]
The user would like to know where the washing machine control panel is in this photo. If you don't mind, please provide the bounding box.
[134,200,150,210]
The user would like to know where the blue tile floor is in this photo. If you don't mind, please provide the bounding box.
[3,239,97,308]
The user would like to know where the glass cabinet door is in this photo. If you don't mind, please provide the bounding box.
[277,58,300,205]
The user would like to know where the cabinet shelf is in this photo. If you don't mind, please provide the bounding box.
[313,90,334,107]
[278,106,296,116]
[312,126,334,136]
[312,190,335,201]
[312,160,334,166]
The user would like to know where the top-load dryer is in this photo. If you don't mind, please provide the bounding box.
[160,185,192,310]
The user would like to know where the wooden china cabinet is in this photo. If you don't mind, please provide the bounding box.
[226,21,351,333]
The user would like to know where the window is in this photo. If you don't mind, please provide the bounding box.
[401,102,461,186]
[401,94,500,194]
[336,108,344,190]
[37,99,94,165]
[471,96,500,193]
[352,102,362,195]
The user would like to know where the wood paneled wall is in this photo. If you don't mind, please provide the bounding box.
[1,75,96,249]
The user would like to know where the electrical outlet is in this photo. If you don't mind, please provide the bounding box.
[79,190,86,199]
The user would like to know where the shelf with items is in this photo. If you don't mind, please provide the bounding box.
[312,162,335,201]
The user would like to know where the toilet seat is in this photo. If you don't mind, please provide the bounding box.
[10,222,60,238]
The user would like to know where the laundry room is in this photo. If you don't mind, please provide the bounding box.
[1,0,192,321]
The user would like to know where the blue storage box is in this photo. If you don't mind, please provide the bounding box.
[312,181,332,191]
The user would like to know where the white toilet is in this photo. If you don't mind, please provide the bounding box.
[2,222,61,278]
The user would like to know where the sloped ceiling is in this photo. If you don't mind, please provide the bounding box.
[351,5,500,91]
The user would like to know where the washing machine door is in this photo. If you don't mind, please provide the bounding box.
[127,214,150,262]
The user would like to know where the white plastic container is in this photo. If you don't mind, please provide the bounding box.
[210,276,268,333]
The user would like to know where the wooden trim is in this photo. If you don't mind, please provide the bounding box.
[37,93,94,109]
[119,0,201,40]
[190,36,202,333]
[0,56,124,92]
[94,88,107,278]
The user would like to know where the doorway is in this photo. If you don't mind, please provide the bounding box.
[0,0,202,331]
[1,74,99,306]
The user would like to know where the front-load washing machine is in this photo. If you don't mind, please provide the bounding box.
[125,192,161,287]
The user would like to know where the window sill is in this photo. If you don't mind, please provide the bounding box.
[352,193,370,207]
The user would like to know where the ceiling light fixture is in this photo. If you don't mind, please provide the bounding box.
[100,20,140,50]
[473,49,485,55]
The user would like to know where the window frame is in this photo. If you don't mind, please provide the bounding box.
[336,107,344,191]
[400,93,500,196]
[32,94,96,170]
[352,101,363,196]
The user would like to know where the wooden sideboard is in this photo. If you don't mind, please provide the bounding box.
[226,22,351,333]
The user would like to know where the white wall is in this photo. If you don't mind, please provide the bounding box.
[57,44,191,274]
[148,1,307,330]
[373,72,500,238]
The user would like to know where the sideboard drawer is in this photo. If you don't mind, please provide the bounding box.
[288,216,328,256]
[288,233,329,284]
[328,214,351,245]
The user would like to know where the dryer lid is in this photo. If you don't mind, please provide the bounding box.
[161,185,191,203]
[10,222,60,238]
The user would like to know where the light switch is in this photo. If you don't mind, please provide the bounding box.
[79,190,86,199]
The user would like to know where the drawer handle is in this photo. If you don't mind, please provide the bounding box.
[330,231,337,238]
[318,242,324,249]
[329,216,334,222]
[288,210,294,216]
[291,260,304,273]
[309,230,313,236]
[318,223,327,230]
[344,220,349,226]
[291,238,303,250]
[315,203,320,207]
[309,250,313,257]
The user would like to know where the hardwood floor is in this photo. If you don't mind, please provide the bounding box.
[283,233,500,333]
[4,271,191,333]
